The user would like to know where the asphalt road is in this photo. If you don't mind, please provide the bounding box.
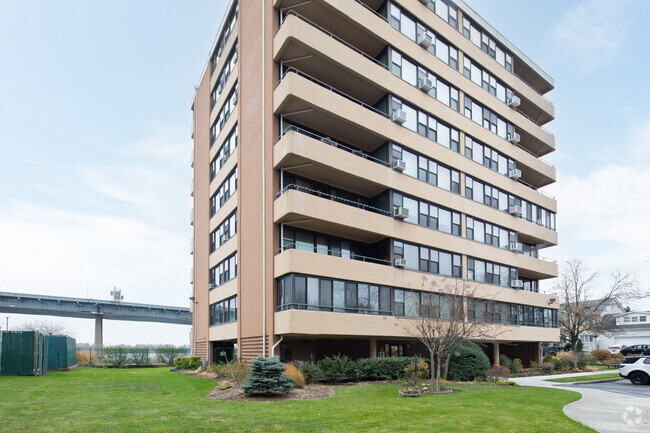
[574,378,650,398]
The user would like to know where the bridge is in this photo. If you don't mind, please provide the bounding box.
[0,291,191,348]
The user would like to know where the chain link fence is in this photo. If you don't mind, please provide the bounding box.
[76,347,191,367]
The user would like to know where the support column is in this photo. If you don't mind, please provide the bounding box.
[535,342,542,364]
[94,315,103,349]
[493,342,500,366]
[369,338,377,358]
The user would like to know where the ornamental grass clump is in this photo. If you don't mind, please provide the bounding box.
[242,356,294,396]
[283,363,306,389]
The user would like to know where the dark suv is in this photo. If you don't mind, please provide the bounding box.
[620,344,650,356]
[543,345,561,356]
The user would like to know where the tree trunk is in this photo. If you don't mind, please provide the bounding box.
[436,356,442,392]
[429,351,435,391]
[443,354,451,380]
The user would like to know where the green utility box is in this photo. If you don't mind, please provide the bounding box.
[0,331,46,376]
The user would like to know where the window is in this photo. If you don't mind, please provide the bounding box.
[210,168,238,217]
[209,253,237,288]
[391,96,459,152]
[389,2,458,71]
[276,273,556,327]
[210,211,237,253]
[393,240,461,277]
[461,16,513,73]
[464,135,515,177]
[210,2,238,73]
[210,83,238,144]
[209,296,237,326]
[464,95,513,140]
[390,48,460,112]
[210,125,238,177]
[211,43,239,109]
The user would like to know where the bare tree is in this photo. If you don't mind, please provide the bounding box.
[401,277,501,392]
[555,258,642,351]
[18,320,73,336]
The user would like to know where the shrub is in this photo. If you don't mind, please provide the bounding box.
[576,354,589,369]
[541,362,555,374]
[403,360,429,389]
[612,353,624,360]
[499,355,513,373]
[591,350,611,361]
[75,351,96,367]
[529,361,541,369]
[295,360,323,383]
[283,364,306,388]
[511,358,524,374]
[242,356,294,395]
[447,341,490,381]
[127,349,148,365]
[354,357,421,381]
[318,354,356,382]
[155,347,190,364]
[488,365,511,380]
[576,339,583,353]
[208,360,251,386]
[188,356,202,370]
[557,351,576,360]
[174,356,190,370]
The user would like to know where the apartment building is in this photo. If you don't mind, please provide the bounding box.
[191,0,559,366]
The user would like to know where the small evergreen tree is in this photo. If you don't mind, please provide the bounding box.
[242,356,294,395]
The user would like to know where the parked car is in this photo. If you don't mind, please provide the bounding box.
[608,345,627,354]
[620,344,650,356]
[619,356,650,385]
[543,345,561,357]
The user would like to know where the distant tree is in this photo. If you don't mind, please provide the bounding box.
[402,277,501,392]
[18,320,73,336]
[555,258,643,352]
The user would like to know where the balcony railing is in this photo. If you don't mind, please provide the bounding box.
[278,125,391,168]
[279,67,389,120]
[276,183,390,217]
[277,242,392,266]
[279,10,388,71]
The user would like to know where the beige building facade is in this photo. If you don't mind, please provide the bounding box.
[191,0,559,366]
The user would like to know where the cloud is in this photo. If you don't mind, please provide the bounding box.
[544,118,650,304]
[552,0,633,72]
[0,126,193,343]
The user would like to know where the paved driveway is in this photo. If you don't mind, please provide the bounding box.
[512,371,650,432]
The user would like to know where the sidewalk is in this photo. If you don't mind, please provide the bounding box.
[511,370,650,432]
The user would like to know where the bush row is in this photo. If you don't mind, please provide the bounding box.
[294,342,490,383]
[174,356,202,370]
[295,355,424,383]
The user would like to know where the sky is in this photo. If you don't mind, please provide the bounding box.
[0,0,649,345]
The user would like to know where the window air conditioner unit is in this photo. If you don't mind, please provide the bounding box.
[509,242,523,253]
[417,77,433,93]
[508,168,522,180]
[507,96,521,109]
[190,238,194,255]
[417,31,433,49]
[394,258,407,268]
[536,219,544,225]
[208,283,216,289]
[393,159,406,172]
[392,109,407,125]
[508,132,521,144]
[393,206,409,220]
[511,279,524,289]
[509,205,522,216]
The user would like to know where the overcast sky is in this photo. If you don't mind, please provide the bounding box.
[1,0,649,345]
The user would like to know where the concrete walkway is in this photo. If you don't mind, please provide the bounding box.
[511,370,650,432]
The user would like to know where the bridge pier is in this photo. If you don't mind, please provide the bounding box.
[94,315,103,349]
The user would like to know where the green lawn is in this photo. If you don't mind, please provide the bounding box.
[0,368,594,433]
[545,372,621,383]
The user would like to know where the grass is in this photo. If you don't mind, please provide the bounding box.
[545,372,621,383]
[0,368,595,433]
